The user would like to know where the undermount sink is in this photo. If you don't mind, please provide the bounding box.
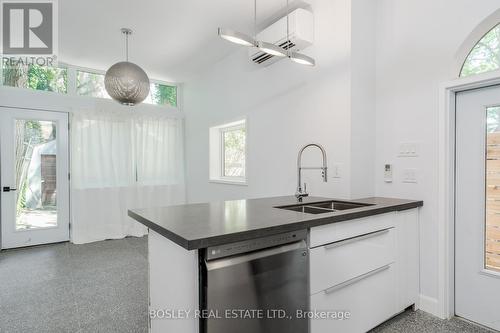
[275,200,374,215]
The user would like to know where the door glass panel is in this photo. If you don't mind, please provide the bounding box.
[486,106,500,271]
[15,120,57,230]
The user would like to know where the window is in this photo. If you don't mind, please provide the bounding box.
[209,119,247,184]
[76,70,177,107]
[2,64,67,93]
[145,83,178,107]
[71,111,184,189]
[486,106,500,271]
[76,70,110,99]
[0,64,178,108]
[461,23,500,77]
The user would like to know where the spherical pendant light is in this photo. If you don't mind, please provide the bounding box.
[105,28,150,106]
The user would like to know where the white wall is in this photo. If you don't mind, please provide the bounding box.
[351,0,377,198]
[184,0,376,204]
[374,0,500,313]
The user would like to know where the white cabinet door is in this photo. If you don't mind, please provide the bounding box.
[311,264,398,333]
[309,209,419,333]
[310,212,395,248]
[395,210,419,309]
[310,227,396,294]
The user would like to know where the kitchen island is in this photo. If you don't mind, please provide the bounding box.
[129,196,423,333]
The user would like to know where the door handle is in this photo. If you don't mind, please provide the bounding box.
[206,240,307,271]
[323,264,391,295]
[3,186,17,192]
[324,228,392,250]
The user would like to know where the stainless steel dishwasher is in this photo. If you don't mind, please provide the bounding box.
[200,230,309,333]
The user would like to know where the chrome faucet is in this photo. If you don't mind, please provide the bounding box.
[295,143,328,201]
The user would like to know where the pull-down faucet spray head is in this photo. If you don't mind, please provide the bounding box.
[296,143,328,201]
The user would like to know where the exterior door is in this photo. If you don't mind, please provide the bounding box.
[0,108,69,249]
[456,85,500,330]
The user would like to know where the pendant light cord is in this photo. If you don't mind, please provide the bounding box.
[254,0,257,40]
[286,0,290,53]
[125,33,129,62]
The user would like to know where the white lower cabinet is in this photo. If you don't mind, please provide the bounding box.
[310,227,396,295]
[310,264,398,333]
[309,209,419,333]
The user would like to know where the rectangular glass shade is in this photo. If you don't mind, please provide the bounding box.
[2,64,67,93]
[15,120,58,230]
[222,127,246,178]
[486,106,500,271]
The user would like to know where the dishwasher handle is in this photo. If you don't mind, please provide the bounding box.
[206,240,307,271]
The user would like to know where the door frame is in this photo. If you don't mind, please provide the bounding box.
[438,69,500,320]
[0,105,71,249]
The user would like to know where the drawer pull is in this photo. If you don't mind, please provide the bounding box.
[323,265,391,295]
[324,228,392,250]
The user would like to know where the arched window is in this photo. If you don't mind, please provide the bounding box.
[461,24,500,77]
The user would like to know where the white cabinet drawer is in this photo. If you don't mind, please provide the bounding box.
[310,212,396,248]
[310,263,398,333]
[310,227,396,295]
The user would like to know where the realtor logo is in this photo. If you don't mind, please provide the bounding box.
[1,0,57,57]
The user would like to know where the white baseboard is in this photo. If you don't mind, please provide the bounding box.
[418,294,440,317]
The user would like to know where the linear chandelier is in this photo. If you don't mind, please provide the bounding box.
[218,0,315,66]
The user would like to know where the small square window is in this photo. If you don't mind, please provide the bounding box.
[210,119,247,185]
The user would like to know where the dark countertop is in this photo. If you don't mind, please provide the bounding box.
[128,196,423,250]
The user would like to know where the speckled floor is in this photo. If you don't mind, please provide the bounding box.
[371,310,496,333]
[0,237,148,333]
[0,237,496,333]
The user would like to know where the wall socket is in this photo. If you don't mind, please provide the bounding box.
[402,168,417,183]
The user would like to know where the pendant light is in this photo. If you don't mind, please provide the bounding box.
[217,28,255,47]
[105,28,150,106]
[218,0,287,57]
[217,0,314,64]
[290,52,315,66]
[285,0,315,66]
[257,41,287,57]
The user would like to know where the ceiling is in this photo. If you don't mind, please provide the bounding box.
[59,0,291,83]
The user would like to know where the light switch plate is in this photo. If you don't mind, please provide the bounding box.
[332,163,342,178]
[398,142,418,157]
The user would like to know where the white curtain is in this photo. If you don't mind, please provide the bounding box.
[70,107,185,244]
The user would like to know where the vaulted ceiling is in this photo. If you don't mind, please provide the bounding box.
[59,0,290,83]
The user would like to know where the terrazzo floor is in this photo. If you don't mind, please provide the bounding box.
[0,236,496,333]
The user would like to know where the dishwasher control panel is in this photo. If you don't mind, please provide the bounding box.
[206,229,307,260]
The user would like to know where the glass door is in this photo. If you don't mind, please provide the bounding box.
[0,108,69,249]
[486,106,500,272]
[455,86,500,330]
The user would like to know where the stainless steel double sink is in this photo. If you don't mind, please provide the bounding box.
[275,200,373,214]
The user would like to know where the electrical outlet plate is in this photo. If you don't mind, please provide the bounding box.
[402,168,417,183]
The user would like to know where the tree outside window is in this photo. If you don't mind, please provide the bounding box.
[461,24,500,77]
[3,64,67,93]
